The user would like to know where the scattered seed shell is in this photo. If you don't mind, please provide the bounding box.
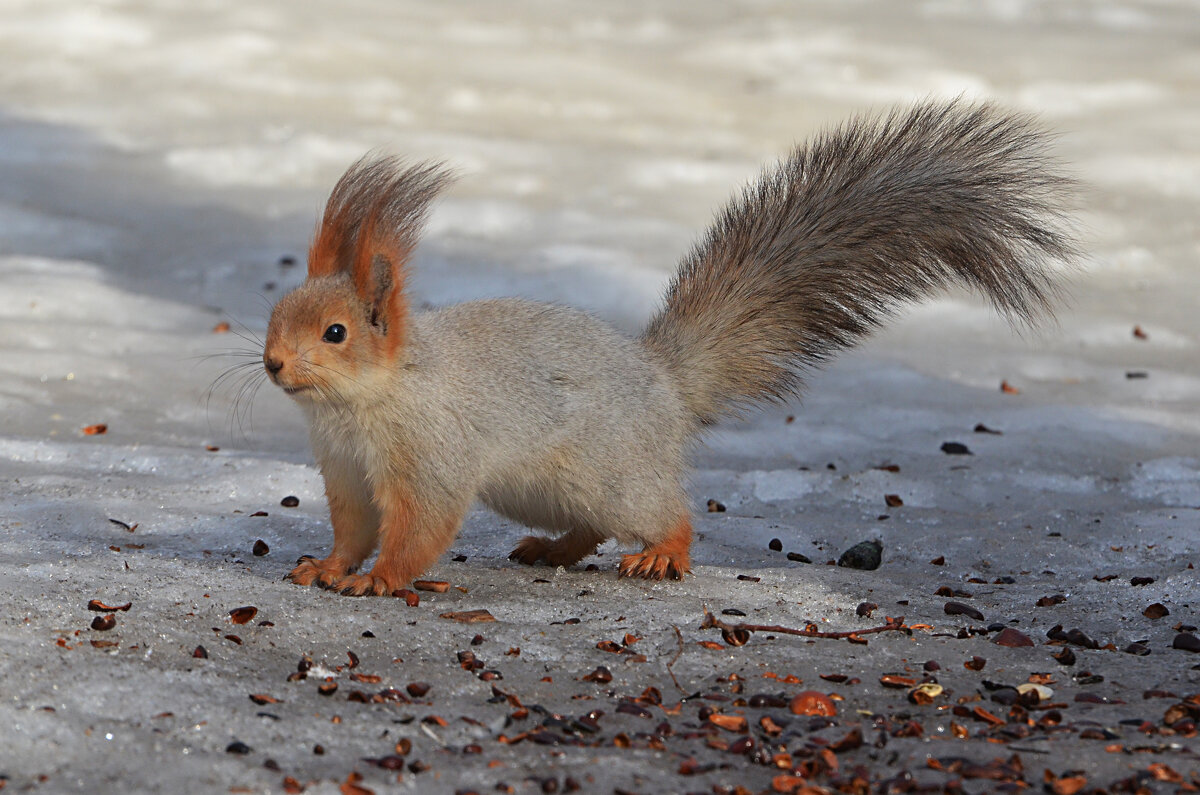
[87,599,131,612]
[229,606,258,625]
[789,691,836,716]
[414,580,450,593]
[251,539,269,557]
[82,424,108,436]
[707,713,748,733]
[993,628,1034,647]
[439,609,495,623]
[91,614,117,631]
[908,683,944,705]
[392,588,420,606]
[1017,683,1053,702]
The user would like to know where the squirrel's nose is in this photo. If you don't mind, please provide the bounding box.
[264,356,283,376]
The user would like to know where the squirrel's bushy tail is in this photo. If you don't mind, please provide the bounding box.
[641,99,1078,425]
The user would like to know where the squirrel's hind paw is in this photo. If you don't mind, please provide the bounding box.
[618,520,693,581]
[509,536,553,565]
[619,552,689,580]
[509,532,599,568]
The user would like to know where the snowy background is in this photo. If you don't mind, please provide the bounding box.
[1,1,1198,792]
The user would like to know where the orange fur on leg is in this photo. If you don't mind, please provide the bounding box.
[287,467,379,590]
[619,518,693,581]
[509,529,600,568]
[334,491,464,597]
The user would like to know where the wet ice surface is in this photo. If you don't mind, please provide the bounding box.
[2,1,1199,792]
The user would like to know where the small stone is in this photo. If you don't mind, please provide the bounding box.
[1144,603,1170,619]
[837,540,882,571]
[945,601,985,621]
[1173,633,1200,653]
[768,538,783,551]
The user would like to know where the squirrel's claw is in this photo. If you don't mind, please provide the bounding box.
[332,573,394,597]
[287,555,352,588]
[618,520,693,581]
[619,552,689,581]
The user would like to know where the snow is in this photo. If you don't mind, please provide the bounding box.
[1,1,1198,792]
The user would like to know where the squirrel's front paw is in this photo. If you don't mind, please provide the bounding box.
[286,555,352,588]
[331,573,397,597]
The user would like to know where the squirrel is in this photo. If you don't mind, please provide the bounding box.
[263,99,1076,596]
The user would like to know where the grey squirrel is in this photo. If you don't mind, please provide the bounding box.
[262,100,1076,596]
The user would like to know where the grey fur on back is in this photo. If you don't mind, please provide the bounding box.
[640,100,1078,425]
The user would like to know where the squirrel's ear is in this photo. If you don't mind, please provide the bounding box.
[307,157,452,281]
[306,157,452,357]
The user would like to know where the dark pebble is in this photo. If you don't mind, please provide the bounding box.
[944,602,985,621]
[768,538,783,551]
[837,540,882,570]
[226,741,251,755]
[1173,633,1200,653]
[280,495,300,508]
[1123,642,1151,656]
[747,693,788,708]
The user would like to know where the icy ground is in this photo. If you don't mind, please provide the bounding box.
[0,1,1198,793]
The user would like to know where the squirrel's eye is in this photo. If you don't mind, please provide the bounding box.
[322,324,347,343]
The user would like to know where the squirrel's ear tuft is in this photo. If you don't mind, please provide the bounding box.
[306,156,453,357]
